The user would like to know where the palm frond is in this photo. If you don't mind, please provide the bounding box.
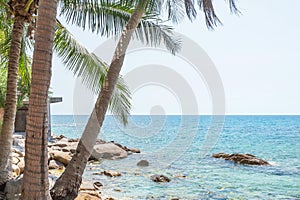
[110,76,131,125]
[164,0,185,24]
[197,0,222,29]
[54,21,131,125]
[184,0,197,20]
[135,21,181,55]
[59,0,181,54]
[185,0,240,29]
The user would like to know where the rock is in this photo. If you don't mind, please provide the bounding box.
[67,142,78,154]
[174,174,186,179]
[137,160,149,167]
[212,153,230,159]
[48,140,68,148]
[150,174,171,183]
[212,153,270,165]
[12,164,20,176]
[128,148,141,153]
[49,150,72,166]
[105,198,115,200]
[68,138,80,142]
[12,137,25,149]
[12,148,24,157]
[93,182,103,190]
[12,156,20,165]
[49,174,57,189]
[17,157,25,174]
[103,170,121,177]
[75,192,101,200]
[91,143,128,160]
[62,148,70,152]
[49,167,65,177]
[4,175,22,200]
[80,181,97,191]
[49,160,65,169]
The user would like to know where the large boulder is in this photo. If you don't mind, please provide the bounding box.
[212,153,270,165]
[91,143,127,160]
[49,150,72,166]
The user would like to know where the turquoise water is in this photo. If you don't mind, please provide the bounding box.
[52,115,300,199]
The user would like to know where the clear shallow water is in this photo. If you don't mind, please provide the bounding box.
[52,115,300,199]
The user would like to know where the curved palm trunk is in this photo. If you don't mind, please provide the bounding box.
[21,0,58,199]
[0,16,25,187]
[50,1,148,199]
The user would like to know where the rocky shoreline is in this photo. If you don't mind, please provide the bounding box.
[7,133,142,200]
[5,133,272,200]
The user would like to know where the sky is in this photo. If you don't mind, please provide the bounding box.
[50,1,300,115]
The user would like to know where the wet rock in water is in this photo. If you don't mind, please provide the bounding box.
[129,148,141,153]
[212,153,270,165]
[91,143,127,160]
[93,182,103,190]
[151,174,171,183]
[49,150,72,166]
[49,160,65,169]
[174,174,186,179]
[103,170,121,177]
[113,188,122,192]
[137,160,149,167]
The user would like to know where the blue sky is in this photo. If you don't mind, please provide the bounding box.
[51,1,300,115]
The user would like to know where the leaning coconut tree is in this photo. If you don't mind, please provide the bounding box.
[0,0,177,188]
[51,1,156,199]
[51,0,239,199]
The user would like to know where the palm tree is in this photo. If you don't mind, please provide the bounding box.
[0,0,176,186]
[0,0,37,185]
[51,1,152,199]
[51,0,239,199]
[21,0,58,198]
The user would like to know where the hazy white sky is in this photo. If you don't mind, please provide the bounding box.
[51,1,300,115]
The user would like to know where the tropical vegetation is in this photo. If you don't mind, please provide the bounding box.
[0,0,239,198]
[0,0,179,187]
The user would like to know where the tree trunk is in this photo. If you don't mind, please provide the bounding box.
[0,16,25,188]
[50,1,148,199]
[21,0,58,199]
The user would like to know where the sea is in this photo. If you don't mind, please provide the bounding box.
[51,115,300,200]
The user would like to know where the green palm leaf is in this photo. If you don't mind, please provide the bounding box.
[54,21,131,124]
[59,0,181,54]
